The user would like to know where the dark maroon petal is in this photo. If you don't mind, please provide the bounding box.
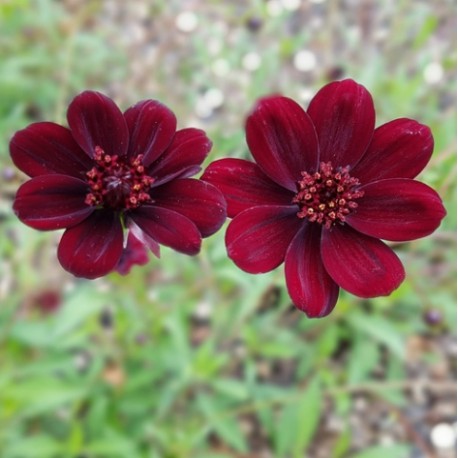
[152,178,226,237]
[115,231,150,275]
[321,225,405,298]
[351,119,434,183]
[128,220,161,258]
[226,205,302,274]
[149,128,212,186]
[10,122,93,178]
[57,210,123,279]
[246,95,319,191]
[285,223,339,317]
[307,79,375,167]
[130,205,201,255]
[13,175,93,230]
[67,91,129,158]
[346,178,446,241]
[123,99,177,166]
[201,158,295,218]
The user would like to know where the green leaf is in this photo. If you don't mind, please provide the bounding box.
[293,377,322,457]
[52,287,108,338]
[199,454,232,458]
[85,436,139,457]
[274,399,297,455]
[9,287,108,348]
[274,377,322,457]
[9,321,55,347]
[317,323,340,358]
[257,405,276,439]
[212,378,250,401]
[197,394,248,453]
[346,313,405,360]
[413,15,438,48]
[347,337,380,383]
[5,379,86,418]
[331,425,352,458]
[67,421,84,456]
[4,435,63,458]
[350,443,411,458]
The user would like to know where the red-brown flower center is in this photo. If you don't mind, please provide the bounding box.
[85,146,154,210]
[293,161,364,229]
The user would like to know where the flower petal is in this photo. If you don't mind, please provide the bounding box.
[351,118,434,183]
[152,178,226,237]
[57,210,123,279]
[201,158,295,218]
[307,79,375,167]
[226,205,302,274]
[67,91,129,158]
[128,220,161,258]
[10,122,93,178]
[13,175,93,230]
[115,231,150,275]
[346,178,446,241]
[246,95,319,191]
[321,225,405,298]
[123,99,177,166]
[130,205,201,255]
[285,223,339,317]
[149,128,212,186]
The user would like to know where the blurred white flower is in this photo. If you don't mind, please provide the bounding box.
[423,62,444,84]
[242,52,262,71]
[294,49,317,72]
[175,11,198,33]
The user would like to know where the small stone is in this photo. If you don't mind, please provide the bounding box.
[2,167,15,181]
[242,52,262,71]
[245,16,263,32]
[294,50,317,72]
[423,308,443,326]
[430,422,456,449]
[175,11,198,33]
[99,308,113,329]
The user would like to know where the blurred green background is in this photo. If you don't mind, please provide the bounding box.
[0,1,456,457]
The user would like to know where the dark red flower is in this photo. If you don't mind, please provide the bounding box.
[202,79,446,317]
[114,231,149,275]
[11,91,226,278]
[33,290,62,314]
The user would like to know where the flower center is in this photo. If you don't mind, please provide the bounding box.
[85,146,154,210]
[292,161,364,229]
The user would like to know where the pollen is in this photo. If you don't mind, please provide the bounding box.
[293,161,364,229]
[85,146,155,210]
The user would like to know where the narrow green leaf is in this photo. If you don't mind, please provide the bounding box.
[274,378,323,457]
[5,437,62,457]
[5,379,86,419]
[197,394,248,453]
[347,337,380,384]
[53,288,108,338]
[350,443,411,458]
[293,377,322,457]
[275,400,298,455]
[346,314,405,360]
[317,323,340,358]
[212,378,250,401]
[413,15,438,48]
[85,437,139,457]
[331,425,352,458]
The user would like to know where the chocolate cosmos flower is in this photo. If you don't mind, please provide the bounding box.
[202,79,446,317]
[115,231,150,276]
[11,91,226,278]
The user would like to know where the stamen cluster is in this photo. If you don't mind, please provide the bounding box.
[293,161,364,229]
[85,146,154,210]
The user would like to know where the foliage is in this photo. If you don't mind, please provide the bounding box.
[0,0,456,457]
